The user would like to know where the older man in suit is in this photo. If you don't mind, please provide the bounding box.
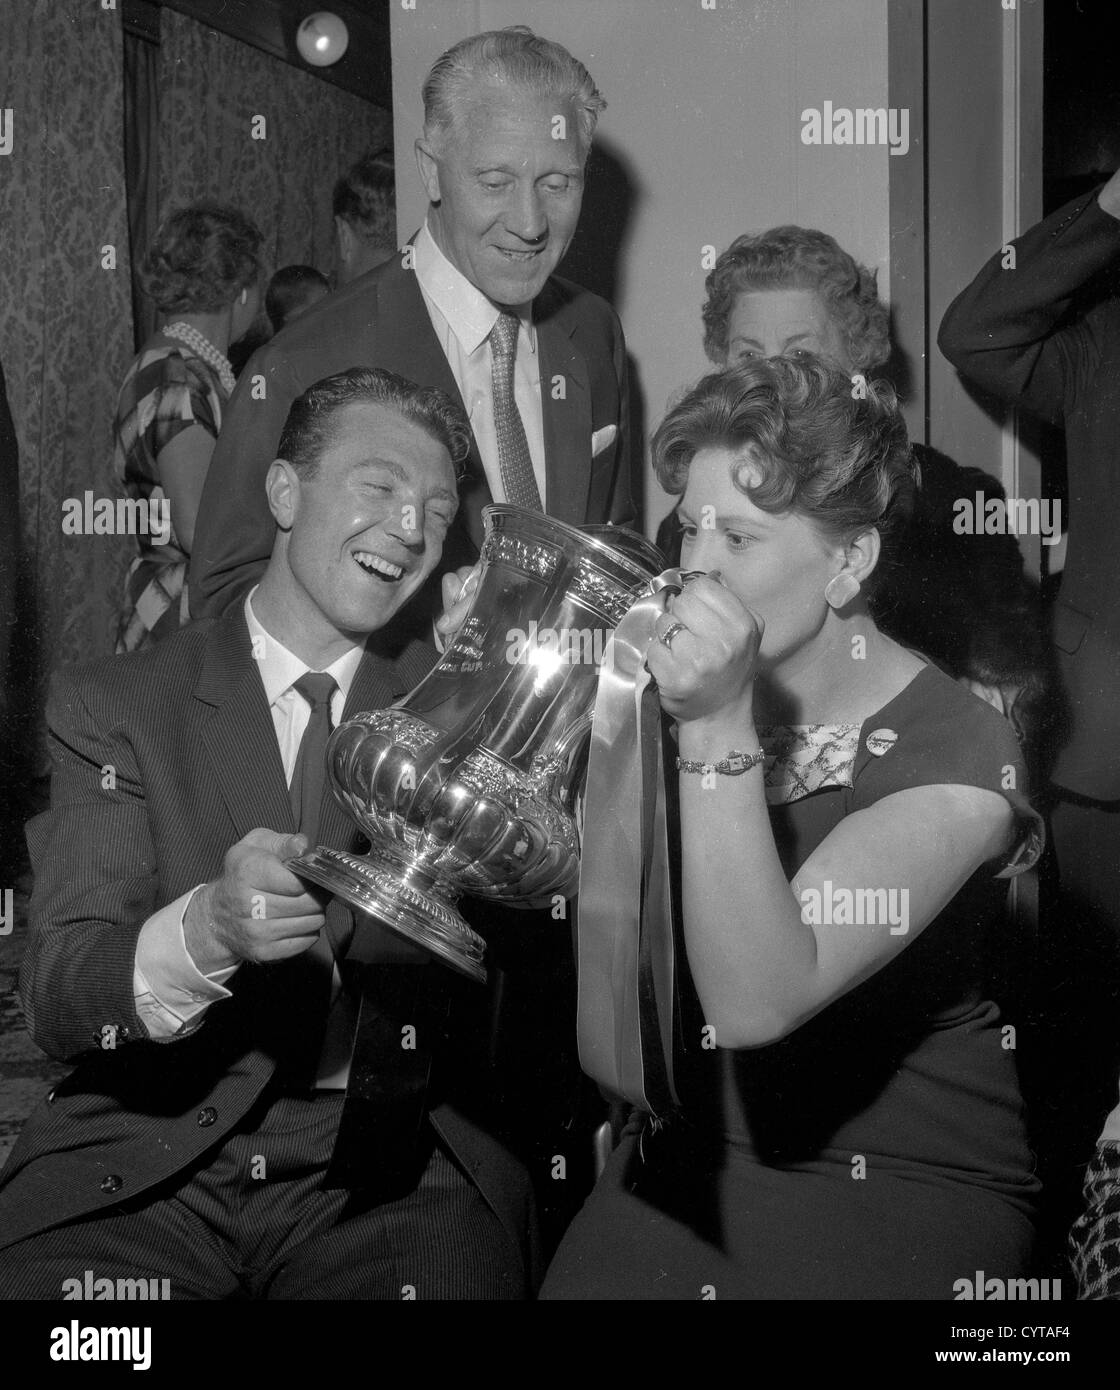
[190,26,634,620]
[0,367,535,1299]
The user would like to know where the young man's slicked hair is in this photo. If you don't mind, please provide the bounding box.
[278,367,472,481]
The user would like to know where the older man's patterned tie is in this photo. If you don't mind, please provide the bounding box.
[490,310,544,511]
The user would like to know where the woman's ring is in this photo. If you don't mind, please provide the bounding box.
[659,620,687,651]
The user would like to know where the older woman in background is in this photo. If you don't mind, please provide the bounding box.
[659,226,1055,767]
[702,225,889,372]
[114,201,262,652]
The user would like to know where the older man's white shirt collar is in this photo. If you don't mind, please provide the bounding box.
[244,588,363,709]
[414,220,536,358]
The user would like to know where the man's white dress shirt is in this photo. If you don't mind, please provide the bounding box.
[132,590,361,1058]
[412,219,547,507]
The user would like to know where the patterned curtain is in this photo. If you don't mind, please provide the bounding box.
[125,30,161,350]
[157,9,391,283]
[0,0,134,694]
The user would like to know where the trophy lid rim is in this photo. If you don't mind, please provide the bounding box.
[481,504,665,582]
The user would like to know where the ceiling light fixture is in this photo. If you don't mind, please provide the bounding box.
[296,12,350,68]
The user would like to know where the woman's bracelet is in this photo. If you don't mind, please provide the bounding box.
[676,748,766,776]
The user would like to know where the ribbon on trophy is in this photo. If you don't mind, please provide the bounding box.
[576,569,696,1117]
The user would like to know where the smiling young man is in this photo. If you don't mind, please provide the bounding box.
[0,367,537,1301]
[190,26,634,620]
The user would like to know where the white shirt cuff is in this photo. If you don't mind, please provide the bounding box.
[133,885,239,1039]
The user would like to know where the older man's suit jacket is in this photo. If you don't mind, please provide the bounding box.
[939,188,1120,801]
[190,252,635,619]
[0,608,535,1269]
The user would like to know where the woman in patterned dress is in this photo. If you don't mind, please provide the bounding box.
[542,357,1044,1300]
[114,202,262,651]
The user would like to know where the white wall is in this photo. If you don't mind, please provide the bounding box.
[925,0,1044,577]
[391,0,892,536]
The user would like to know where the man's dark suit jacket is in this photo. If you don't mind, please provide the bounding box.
[939,188,1120,801]
[0,607,535,1273]
[190,252,635,619]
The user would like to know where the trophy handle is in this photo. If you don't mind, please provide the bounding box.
[650,567,705,596]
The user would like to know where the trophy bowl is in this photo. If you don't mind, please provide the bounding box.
[290,505,665,982]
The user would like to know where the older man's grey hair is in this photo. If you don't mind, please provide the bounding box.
[422,26,606,157]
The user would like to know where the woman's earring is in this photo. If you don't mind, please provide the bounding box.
[824,573,861,609]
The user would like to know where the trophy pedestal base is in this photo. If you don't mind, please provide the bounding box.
[289,846,488,984]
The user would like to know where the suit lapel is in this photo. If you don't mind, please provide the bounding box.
[195,610,293,841]
[380,251,492,554]
[195,613,431,854]
[536,285,592,527]
[377,256,466,412]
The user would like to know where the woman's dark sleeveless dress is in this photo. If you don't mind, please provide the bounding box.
[542,663,1044,1300]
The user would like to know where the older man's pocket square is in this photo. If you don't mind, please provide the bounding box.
[591,424,618,458]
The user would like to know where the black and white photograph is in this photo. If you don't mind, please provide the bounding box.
[0,0,1115,1353]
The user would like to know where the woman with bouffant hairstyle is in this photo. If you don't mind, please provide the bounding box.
[543,357,1043,1300]
[114,201,263,651]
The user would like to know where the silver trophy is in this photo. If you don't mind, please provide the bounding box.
[290,505,665,982]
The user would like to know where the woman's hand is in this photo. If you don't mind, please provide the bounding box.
[644,572,764,724]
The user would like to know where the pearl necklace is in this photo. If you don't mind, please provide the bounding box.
[163,321,236,394]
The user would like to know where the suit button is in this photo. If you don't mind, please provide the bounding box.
[100,1174,123,1194]
[197,1107,217,1127]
